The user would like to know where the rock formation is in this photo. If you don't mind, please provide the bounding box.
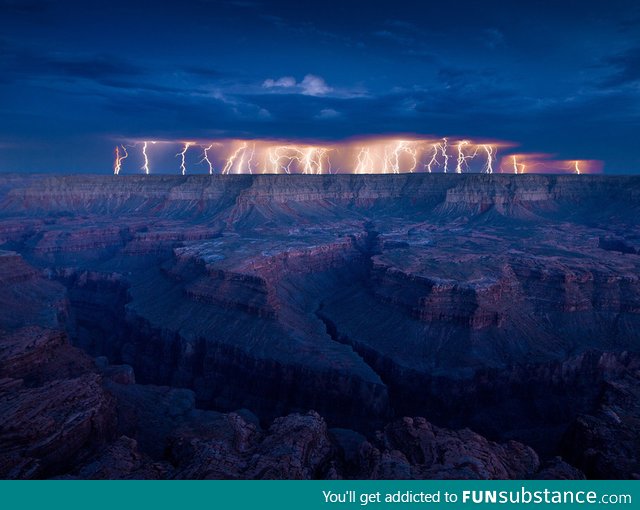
[1,173,639,478]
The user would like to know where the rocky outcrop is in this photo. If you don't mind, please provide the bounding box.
[0,374,116,479]
[352,416,540,480]
[534,457,586,480]
[70,376,575,480]
[169,411,336,479]
[0,253,116,478]
[168,411,549,480]
[60,436,171,480]
[562,354,640,479]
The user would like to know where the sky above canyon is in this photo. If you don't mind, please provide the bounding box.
[1,0,639,173]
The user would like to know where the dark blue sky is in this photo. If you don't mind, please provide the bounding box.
[1,0,639,173]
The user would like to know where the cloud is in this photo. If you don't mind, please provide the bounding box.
[315,108,341,119]
[300,74,331,96]
[263,76,296,89]
[262,74,332,96]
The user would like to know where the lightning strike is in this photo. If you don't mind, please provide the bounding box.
[512,155,525,174]
[455,140,478,174]
[265,148,275,174]
[307,147,331,174]
[439,138,450,173]
[267,146,288,174]
[223,143,248,174]
[115,138,598,175]
[355,147,374,174]
[113,145,128,175]
[246,143,256,174]
[264,146,331,174]
[424,144,439,173]
[177,142,193,175]
[482,145,495,174]
[200,144,214,174]
[236,145,247,174]
[385,141,418,174]
[302,147,328,174]
[141,141,154,175]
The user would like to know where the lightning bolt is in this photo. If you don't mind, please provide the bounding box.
[266,147,278,173]
[281,148,296,174]
[405,143,418,173]
[264,148,273,174]
[382,147,391,174]
[482,144,495,174]
[455,140,478,173]
[439,137,449,173]
[236,144,247,174]
[303,146,331,174]
[120,137,596,176]
[385,141,417,174]
[512,155,525,174]
[113,146,120,175]
[141,141,156,175]
[113,145,128,175]
[302,147,316,174]
[177,142,193,175]
[223,143,248,174]
[264,145,329,174]
[200,144,214,174]
[300,147,312,174]
[424,144,439,173]
[246,143,256,174]
[326,153,334,174]
[355,147,374,174]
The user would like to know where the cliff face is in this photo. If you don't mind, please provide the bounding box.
[2,173,638,217]
[0,251,582,481]
[0,251,116,478]
[1,173,639,479]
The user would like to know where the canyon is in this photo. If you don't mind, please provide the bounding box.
[0,173,639,479]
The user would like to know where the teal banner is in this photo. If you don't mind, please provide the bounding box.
[1,481,636,509]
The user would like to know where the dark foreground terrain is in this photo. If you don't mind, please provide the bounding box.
[1,173,639,479]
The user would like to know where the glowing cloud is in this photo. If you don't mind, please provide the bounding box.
[112,136,601,175]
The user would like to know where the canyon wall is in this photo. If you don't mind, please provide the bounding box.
[1,174,639,478]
